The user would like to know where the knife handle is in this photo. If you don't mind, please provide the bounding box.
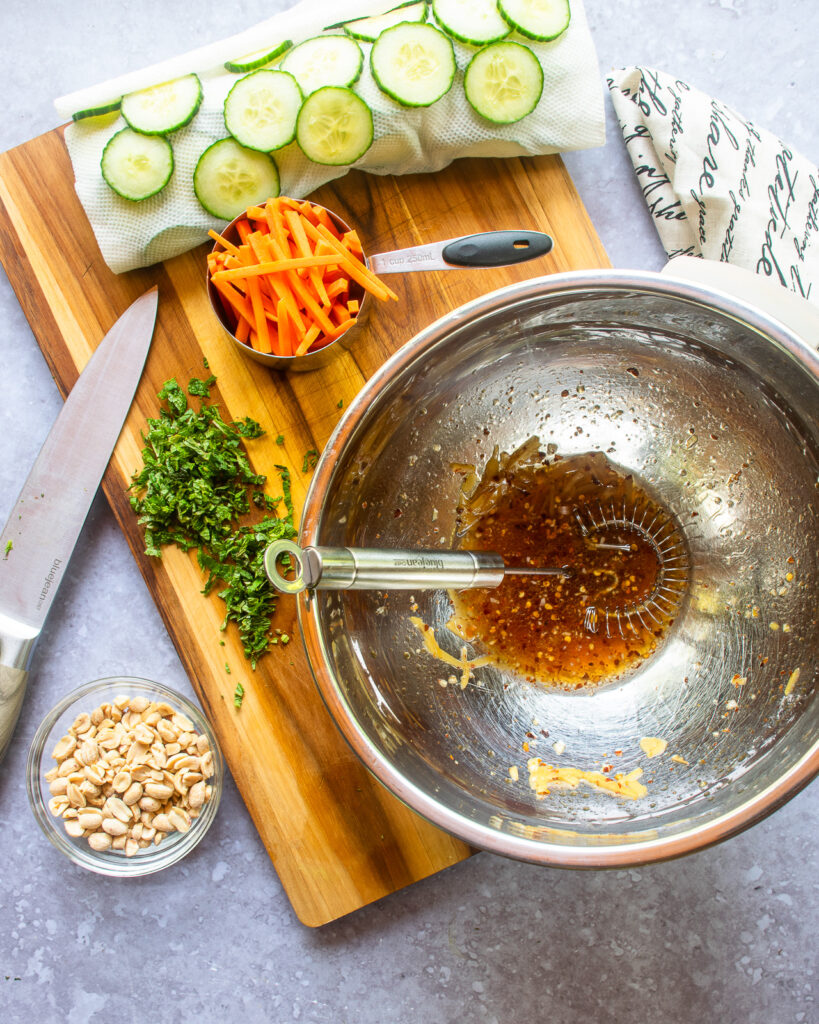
[0,619,37,764]
[0,664,29,764]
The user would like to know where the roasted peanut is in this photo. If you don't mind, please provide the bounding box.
[47,693,215,857]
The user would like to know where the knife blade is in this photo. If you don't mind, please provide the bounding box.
[0,287,158,762]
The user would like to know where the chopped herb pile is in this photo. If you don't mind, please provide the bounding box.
[129,372,296,667]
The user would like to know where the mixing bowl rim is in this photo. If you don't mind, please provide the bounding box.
[297,267,819,866]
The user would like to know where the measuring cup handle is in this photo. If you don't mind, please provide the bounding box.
[441,230,553,268]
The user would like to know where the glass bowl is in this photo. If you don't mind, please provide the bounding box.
[27,677,223,876]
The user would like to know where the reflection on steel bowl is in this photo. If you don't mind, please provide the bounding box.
[296,269,819,867]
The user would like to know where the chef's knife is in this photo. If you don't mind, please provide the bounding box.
[0,288,158,763]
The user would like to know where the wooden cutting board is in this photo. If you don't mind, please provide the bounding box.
[0,127,609,925]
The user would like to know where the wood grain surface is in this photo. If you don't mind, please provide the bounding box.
[0,127,609,925]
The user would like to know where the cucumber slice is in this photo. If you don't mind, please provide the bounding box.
[72,99,121,123]
[296,86,373,165]
[432,0,510,45]
[101,128,174,201]
[193,138,280,220]
[121,74,203,135]
[370,22,455,107]
[281,35,363,96]
[224,40,292,73]
[343,2,427,43]
[224,70,302,152]
[464,41,543,123]
[497,0,571,42]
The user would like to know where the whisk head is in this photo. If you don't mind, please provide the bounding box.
[573,495,690,639]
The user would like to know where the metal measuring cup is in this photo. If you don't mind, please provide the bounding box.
[206,199,553,372]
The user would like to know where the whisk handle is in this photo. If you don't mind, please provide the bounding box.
[264,541,505,593]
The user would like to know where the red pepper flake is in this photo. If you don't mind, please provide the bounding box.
[613,749,623,757]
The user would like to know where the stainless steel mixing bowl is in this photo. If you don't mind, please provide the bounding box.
[297,267,819,866]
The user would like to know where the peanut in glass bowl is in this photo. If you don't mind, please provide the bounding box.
[26,677,223,877]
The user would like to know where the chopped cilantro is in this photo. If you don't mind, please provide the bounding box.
[187,374,217,398]
[225,663,231,674]
[336,399,343,409]
[302,448,319,473]
[3,540,11,559]
[233,681,244,707]
[274,465,293,514]
[130,375,297,667]
[275,434,285,446]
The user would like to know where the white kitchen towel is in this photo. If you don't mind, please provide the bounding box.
[608,66,818,306]
[57,0,605,274]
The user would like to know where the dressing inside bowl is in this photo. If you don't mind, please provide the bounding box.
[296,270,819,866]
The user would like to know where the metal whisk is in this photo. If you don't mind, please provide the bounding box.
[264,540,571,594]
[573,497,690,638]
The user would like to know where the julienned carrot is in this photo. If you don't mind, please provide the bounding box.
[235,316,250,343]
[283,267,336,335]
[277,298,291,357]
[306,220,399,302]
[245,276,271,354]
[342,230,363,254]
[313,319,355,349]
[264,201,290,256]
[212,276,254,324]
[295,322,322,357]
[207,196,397,357]
[330,302,349,324]
[207,229,241,258]
[254,224,335,337]
[325,278,349,301]
[285,208,329,303]
[212,254,339,282]
[313,205,338,235]
[251,232,307,338]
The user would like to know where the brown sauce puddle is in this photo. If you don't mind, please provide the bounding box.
[449,440,688,690]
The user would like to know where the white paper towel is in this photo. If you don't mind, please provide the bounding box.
[58,0,605,274]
